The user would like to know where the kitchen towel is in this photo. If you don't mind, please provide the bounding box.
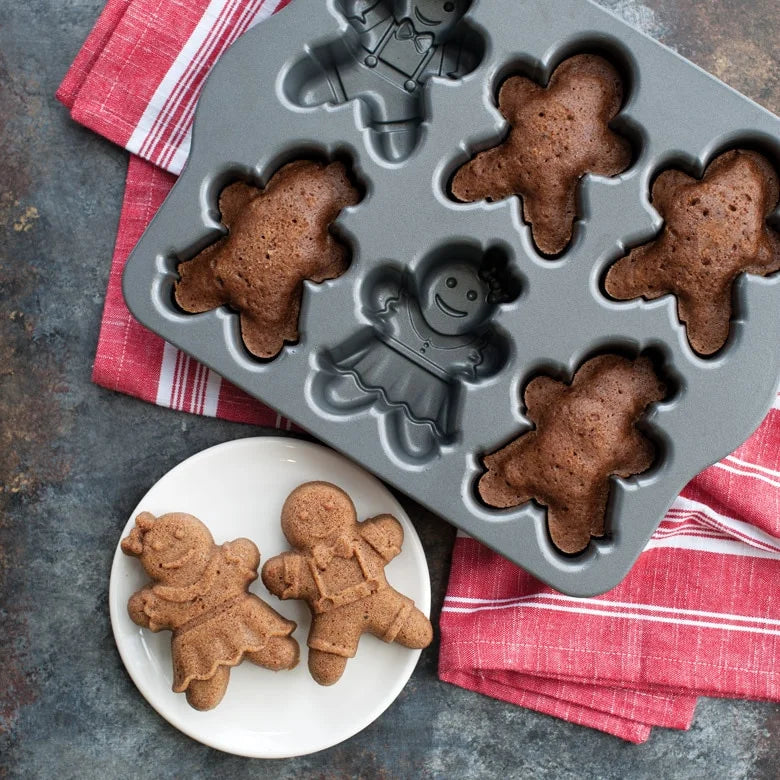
[58,0,292,424]
[59,0,780,742]
[439,409,780,742]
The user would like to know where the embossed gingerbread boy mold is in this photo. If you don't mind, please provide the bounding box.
[285,0,483,162]
[450,53,633,255]
[479,355,668,554]
[174,160,362,359]
[262,482,432,685]
[121,511,299,710]
[605,149,780,356]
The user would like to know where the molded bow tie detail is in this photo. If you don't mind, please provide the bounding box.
[396,19,435,53]
[311,537,355,570]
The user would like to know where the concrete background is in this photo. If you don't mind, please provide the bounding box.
[1,0,778,777]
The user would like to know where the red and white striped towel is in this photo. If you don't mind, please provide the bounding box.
[58,0,292,425]
[60,0,780,743]
[440,411,780,742]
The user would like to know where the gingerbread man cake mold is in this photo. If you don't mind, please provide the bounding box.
[174,159,362,359]
[479,354,668,554]
[122,0,780,596]
[121,511,299,710]
[262,482,433,685]
[450,53,633,256]
[285,0,483,162]
[605,149,780,356]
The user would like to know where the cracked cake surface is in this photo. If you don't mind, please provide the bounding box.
[605,149,780,355]
[451,53,632,255]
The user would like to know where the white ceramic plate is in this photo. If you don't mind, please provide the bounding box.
[109,436,431,758]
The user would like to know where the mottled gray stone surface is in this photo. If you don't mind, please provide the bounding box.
[1,1,777,777]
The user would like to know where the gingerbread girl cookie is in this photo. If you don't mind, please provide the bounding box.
[121,511,299,710]
[262,482,432,685]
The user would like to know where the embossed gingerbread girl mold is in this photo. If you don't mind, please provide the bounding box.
[314,244,520,462]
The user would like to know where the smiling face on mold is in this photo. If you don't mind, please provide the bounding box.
[419,261,493,336]
[401,0,470,39]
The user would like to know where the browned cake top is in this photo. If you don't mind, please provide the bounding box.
[175,160,361,358]
[605,149,780,355]
[451,53,632,255]
[479,355,666,553]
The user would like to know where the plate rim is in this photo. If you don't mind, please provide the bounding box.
[108,435,431,758]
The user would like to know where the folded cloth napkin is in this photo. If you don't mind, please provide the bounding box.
[60,0,780,743]
[440,420,780,742]
[57,0,292,425]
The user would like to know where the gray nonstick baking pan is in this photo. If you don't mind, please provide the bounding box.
[122,0,780,596]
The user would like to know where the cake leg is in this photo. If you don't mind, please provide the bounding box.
[307,614,361,685]
[393,605,433,649]
[185,665,230,710]
[307,649,350,686]
[246,636,299,671]
[547,494,607,555]
[478,464,532,509]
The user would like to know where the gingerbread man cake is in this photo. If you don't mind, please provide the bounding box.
[262,482,432,685]
[121,511,299,710]
[451,53,632,255]
[605,149,780,355]
[175,159,361,359]
[479,355,667,554]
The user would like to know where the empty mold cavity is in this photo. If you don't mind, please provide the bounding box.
[474,345,678,557]
[313,242,521,464]
[282,0,485,163]
[601,142,780,358]
[170,153,365,362]
[446,40,641,258]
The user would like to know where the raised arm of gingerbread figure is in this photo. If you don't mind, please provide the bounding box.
[359,513,404,562]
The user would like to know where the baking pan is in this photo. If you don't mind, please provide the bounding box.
[122,0,780,595]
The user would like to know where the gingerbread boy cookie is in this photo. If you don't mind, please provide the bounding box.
[175,159,362,359]
[262,482,432,685]
[479,355,666,554]
[121,511,299,710]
